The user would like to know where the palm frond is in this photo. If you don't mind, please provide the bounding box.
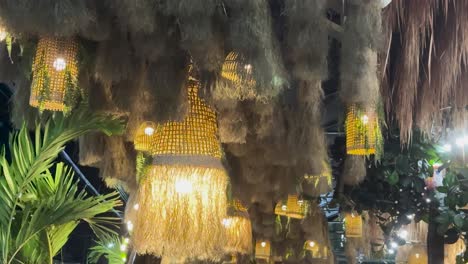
[87,235,128,264]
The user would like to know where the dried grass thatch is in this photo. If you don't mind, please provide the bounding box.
[342,155,367,186]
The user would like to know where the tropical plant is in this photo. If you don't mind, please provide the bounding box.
[88,235,128,264]
[0,108,124,264]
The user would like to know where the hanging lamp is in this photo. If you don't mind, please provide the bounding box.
[275,195,308,219]
[407,245,428,264]
[134,121,158,152]
[345,103,382,156]
[30,37,79,112]
[344,213,363,238]
[130,65,228,261]
[223,199,253,255]
[255,240,272,261]
[216,52,257,100]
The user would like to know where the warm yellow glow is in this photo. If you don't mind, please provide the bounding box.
[29,37,79,112]
[222,218,233,227]
[175,179,193,194]
[345,104,382,156]
[415,253,420,259]
[255,240,271,260]
[344,213,363,238]
[408,245,428,264]
[133,203,139,210]
[134,121,157,152]
[223,200,252,255]
[261,242,266,248]
[275,195,309,218]
[144,127,155,136]
[127,221,134,232]
[0,29,6,41]
[281,205,287,211]
[309,241,316,248]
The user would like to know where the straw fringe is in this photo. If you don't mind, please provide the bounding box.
[131,165,228,260]
[224,216,253,255]
[342,156,367,186]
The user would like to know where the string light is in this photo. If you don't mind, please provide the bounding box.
[388,249,395,254]
[426,198,431,203]
[390,241,398,249]
[52,57,67,71]
[261,241,267,248]
[398,230,408,239]
[107,243,115,249]
[406,214,415,220]
[309,241,316,247]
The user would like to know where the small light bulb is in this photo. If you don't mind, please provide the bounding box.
[261,241,266,248]
[0,30,6,41]
[415,253,420,259]
[361,115,369,124]
[398,230,408,239]
[120,244,127,251]
[309,241,315,247]
[122,257,127,262]
[144,127,154,136]
[124,238,130,244]
[390,242,398,249]
[222,218,232,227]
[244,64,252,71]
[406,214,415,220]
[127,221,134,231]
[175,179,193,194]
[108,243,115,248]
[426,198,431,203]
[53,57,67,71]
[388,249,395,254]
[298,199,304,205]
[133,203,139,210]
[281,205,287,211]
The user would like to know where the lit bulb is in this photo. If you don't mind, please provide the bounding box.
[415,253,420,259]
[388,249,395,254]
[222,218,233,227]
[426,198,431,203]
[53,57,67,71]
[175,179,193,194]
[108,243,115,248]
[144,127,155,136]
[298,199,304,205]
[120,244,127,251]
[261,241,266,248]
[281,205,287,211]
[398,230,408,239]
[133,203,139,210]
[390,242,398,249]
[406,214,415,220]
[122,257,127,262]
[309,241,315,248]
[127,221,134,231]
[0,30,6,41]
[124,238,130,244]
[244,64,252,72]
[361,115,369,124]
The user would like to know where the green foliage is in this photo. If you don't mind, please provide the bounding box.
[87,235,128,264]
[0,108,125,264]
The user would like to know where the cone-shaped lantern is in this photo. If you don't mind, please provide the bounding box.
[30,37,79,112]
[223,199,253,255]
[215,52,257,100]
[130,65,228,261]
[345,104,382,156]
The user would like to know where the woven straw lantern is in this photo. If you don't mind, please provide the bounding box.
[344,213,363,238]
[345,104,382,156]
[30,37,79,112]
[275,195,308,219]
[134,121,157,152]
[223,199,253,255]
[217,52,257,100]
[130,65,229,261]
[305,240,320,257]
[255,240,272,260]
[408,245,428,264]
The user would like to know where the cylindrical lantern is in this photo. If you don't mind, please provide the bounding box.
[345,104,382,156]
[286,195,308,219]
[344,213,363,238]
[305,240,320,258]
[255,240,271,260]
[30,37,79,112]
[274,200,288,217]
[130,67,228,261]
[216,52,257,100]
[408,245,428,264]
[134,121,157,152]
[223,199,253,255]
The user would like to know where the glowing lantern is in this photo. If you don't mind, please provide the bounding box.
[29,37,79,112]
[134,121,157,152]
[408,245,428,264]
[223,199,253,255]
[0,25,7,41]
[130,66,228,261]
[344,213,363,238]
[217,52,257,99]
[345,104,382,156]
[255,240,271,260]
[275,195,308,219]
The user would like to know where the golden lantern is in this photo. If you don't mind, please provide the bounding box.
[255,240,271,260]
[408,245,428,264]
[130,66,228,261]
[30,37,79,112]
[134,121,157,152]
[345,104,382,156]
[344,213,363,238]
[0,24,7,42]
[216,52,257,100]
[223,199,253,255]
[275,195,308,219]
